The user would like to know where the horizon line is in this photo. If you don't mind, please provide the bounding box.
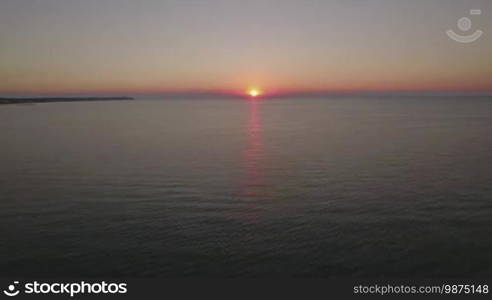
[1,89,492,99]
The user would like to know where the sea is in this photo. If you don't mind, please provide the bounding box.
[1,96,491,277]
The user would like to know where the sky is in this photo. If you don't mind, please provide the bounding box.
[1,0,491,96]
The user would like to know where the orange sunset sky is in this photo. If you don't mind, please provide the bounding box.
[1,0,491,96]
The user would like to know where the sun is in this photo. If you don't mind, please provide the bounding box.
[248,89,261,98]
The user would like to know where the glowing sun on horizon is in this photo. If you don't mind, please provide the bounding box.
[248,89,261,98]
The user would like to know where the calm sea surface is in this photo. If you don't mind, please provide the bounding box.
[1,97,492,277]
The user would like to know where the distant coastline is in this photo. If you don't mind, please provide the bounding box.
[0,97,134,105]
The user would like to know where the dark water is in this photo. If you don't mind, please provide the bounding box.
[1,97,492,277]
